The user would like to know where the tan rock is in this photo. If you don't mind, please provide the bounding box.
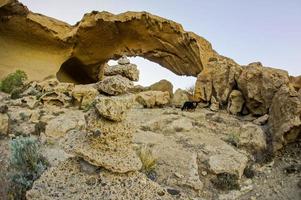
[105,64,139,81]
[136,91,170,108]
[26,158,174,200]
[253,114,269,125]
[45,110,85,138]
[40,91,72,107]
[72,84,99,108]
[117,55,130,65]
[171,89,189,108]
[237,62,289,115]
[0,1,218,83]
[289,75,301,91]
[194,57,242,104]
[227,90,245,115]
[0,113,9,135]
[97,75,133,96]
[210,96,219,111]
[147,79,173,97]
[94,95,134,122]
[268,86,301,151]
[239,124,267,153]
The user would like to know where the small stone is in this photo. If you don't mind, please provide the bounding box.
[201,171,208,176]
[117,55,130,65]
[167,188,180,196]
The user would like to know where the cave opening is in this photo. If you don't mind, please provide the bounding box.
[56,57,99,84]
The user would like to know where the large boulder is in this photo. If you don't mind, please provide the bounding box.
[227,90,245,115]
[237,62,289,115]
[289,75,301,92]
[94,95,134,122]
[97,75,133,96]
[194,57,242,105]
[268,86,301,151]
[136,91,170,108]
[146,79,173,98]
[72,84,99,108]
[171,89,190,108]
[105,64,139,81]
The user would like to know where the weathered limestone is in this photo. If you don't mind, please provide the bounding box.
[72,84,99,107]
[45,110,85,138]
[227,90,245,115]
[94,95,134,122]
[171,89,190,108]
[0,0,218,82]
[26,158,174,200]
[97,75,133,96]
[237,62,289,116]
[146,79,174,98]
[105,58,139,81]
[40,91,72,107]
[194,57,242,105]
[136,91,170,108]
[268,86,301,151]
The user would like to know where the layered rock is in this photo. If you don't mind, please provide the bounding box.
[136,91,170,108]
[237,62,289,115]
[0,0,218,83]
[268,86,301,151]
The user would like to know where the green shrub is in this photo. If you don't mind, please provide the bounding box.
[0,70,27,94]
[211,173,240,191]
[225,133,240,148]
[8,136,49,199]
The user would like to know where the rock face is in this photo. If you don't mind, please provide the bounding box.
[26,158,174,200]
[171,89,190,108]
[146,79,174,97]
[94,95,134,122]
[227,90,245,115]
[0,0,218,83]
[237,62,289,115]
[194,57,242,105]
[105,63,139,81]
[136,91,170,108]
[268,86,301,151]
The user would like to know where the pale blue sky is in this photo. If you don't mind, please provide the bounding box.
[21,0,301,90]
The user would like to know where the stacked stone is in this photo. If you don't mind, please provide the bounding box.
[66,56,142,173]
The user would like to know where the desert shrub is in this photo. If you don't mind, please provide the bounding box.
[211,173,240,191]
[185,85,195,96]
[137,145,157,180]
[225,133,240,148]
[8,136,49,199]
[0,70,27,94]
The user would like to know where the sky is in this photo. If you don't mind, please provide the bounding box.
[21,0,301,90]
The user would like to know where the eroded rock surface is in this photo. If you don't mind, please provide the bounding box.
[136,91,170,108]
[97,75,133,96]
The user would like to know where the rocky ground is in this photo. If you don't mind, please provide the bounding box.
[0,103,300,199]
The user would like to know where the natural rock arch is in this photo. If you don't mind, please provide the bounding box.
[0,1,219,82]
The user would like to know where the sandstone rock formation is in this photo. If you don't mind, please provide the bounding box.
[146,79,174,97]
[97,75,133,96]
[268,86,301,151]
[194,57,242,105]
[26,158,174,200]
[227,90,245,115]
[0,0,218,83]
[72,84,99,108]
[104,57,139,81]
[237,62,289,116]
[171,89,190,108]
[136,91,170,108]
